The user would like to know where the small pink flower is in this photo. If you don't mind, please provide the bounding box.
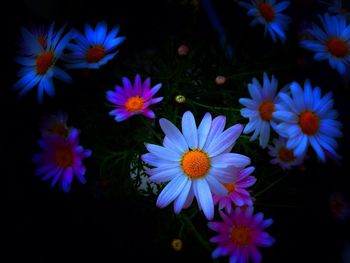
[33,129,92,192]
[208,207,275,263]
[106,74,163,122]
[213,166,256,213]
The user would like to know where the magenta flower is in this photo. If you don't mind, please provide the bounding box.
[106,74,163,122]
[33,129,92,192]
[208,207,275,263]
[213,166,256,213]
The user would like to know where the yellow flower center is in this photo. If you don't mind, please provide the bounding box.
[327,38,348,58]
[85,45,106,63]
[36,51,54,75]
[181,150,211,179]
[55,146,74,168]
[259,100,275,121]
[258,3,275,22]
[224,183,236,193]
[125,96,144,112]
[278,147,295,162]
[230,226,251,246]
[298,111,320,135]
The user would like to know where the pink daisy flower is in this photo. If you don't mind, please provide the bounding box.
[213,166,256,213]
[208,207,275,263]
[33,129,92,192]
[106,74,163,122]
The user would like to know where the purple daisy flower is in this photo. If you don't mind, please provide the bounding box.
[40,111,70,138]
[142,111,251,220]
[208,207,275,263]
[268,136,305,170]
[213,166,256,213]
[33,129,92,193]
[273,80,342,161]
[106,74,163,122]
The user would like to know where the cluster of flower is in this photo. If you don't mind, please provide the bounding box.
[32,112,91,193]
[13,0,348,262]
[14,22,125,102]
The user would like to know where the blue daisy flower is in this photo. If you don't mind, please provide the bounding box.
[239,73,281,148]
[273,80,342,162]
[17,24,53,56]
[141,111,251,220]
[300,13,350,75]
[65,21,126,69]
[14,24,73,103]
[239,0,291,42]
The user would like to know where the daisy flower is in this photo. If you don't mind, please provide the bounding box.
[40,111,70,138]
[65,21,125,69]
[14,24,73,103]
[268,136,304,170]
[300,13,350,75]
[239,0,291,42]
[33,129,92,193]
[208,207,275,263]
[213,166,256,214]
[142,111,251,220]
[239,72,280,148]
[273,80,342,162]
[106,74,163,122]
[319,0,350,17]
[17,24,52,56]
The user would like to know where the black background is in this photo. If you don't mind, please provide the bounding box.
[4,0,350,262]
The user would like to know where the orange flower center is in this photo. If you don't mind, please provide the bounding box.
[125,96,144,112]
[181,150,211,179]
[36,51,54,75]
[224,183,236,193]
[327,38,348,58]
[37,36,47,48]
[230,226,251,246]
[259,100,275,121]
[298,111,320,135]
[85,45,106,63]
[278,147,295,162]
[258,3,275,22]
[55,146,74,168]
[49,123,69,137]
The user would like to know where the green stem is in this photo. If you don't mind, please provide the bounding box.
[254,172,289,198]
[180,214,212,252]
[140,117,162,142]
[190,100,240,112]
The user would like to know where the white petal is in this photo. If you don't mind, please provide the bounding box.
[174,179,192,213]
[182,111,198,149]
[156,175,188,208]
[193,179,214,220]
[159,118,188,152]
[197,113,212,149]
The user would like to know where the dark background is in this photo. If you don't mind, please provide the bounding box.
[3,0,350,262]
